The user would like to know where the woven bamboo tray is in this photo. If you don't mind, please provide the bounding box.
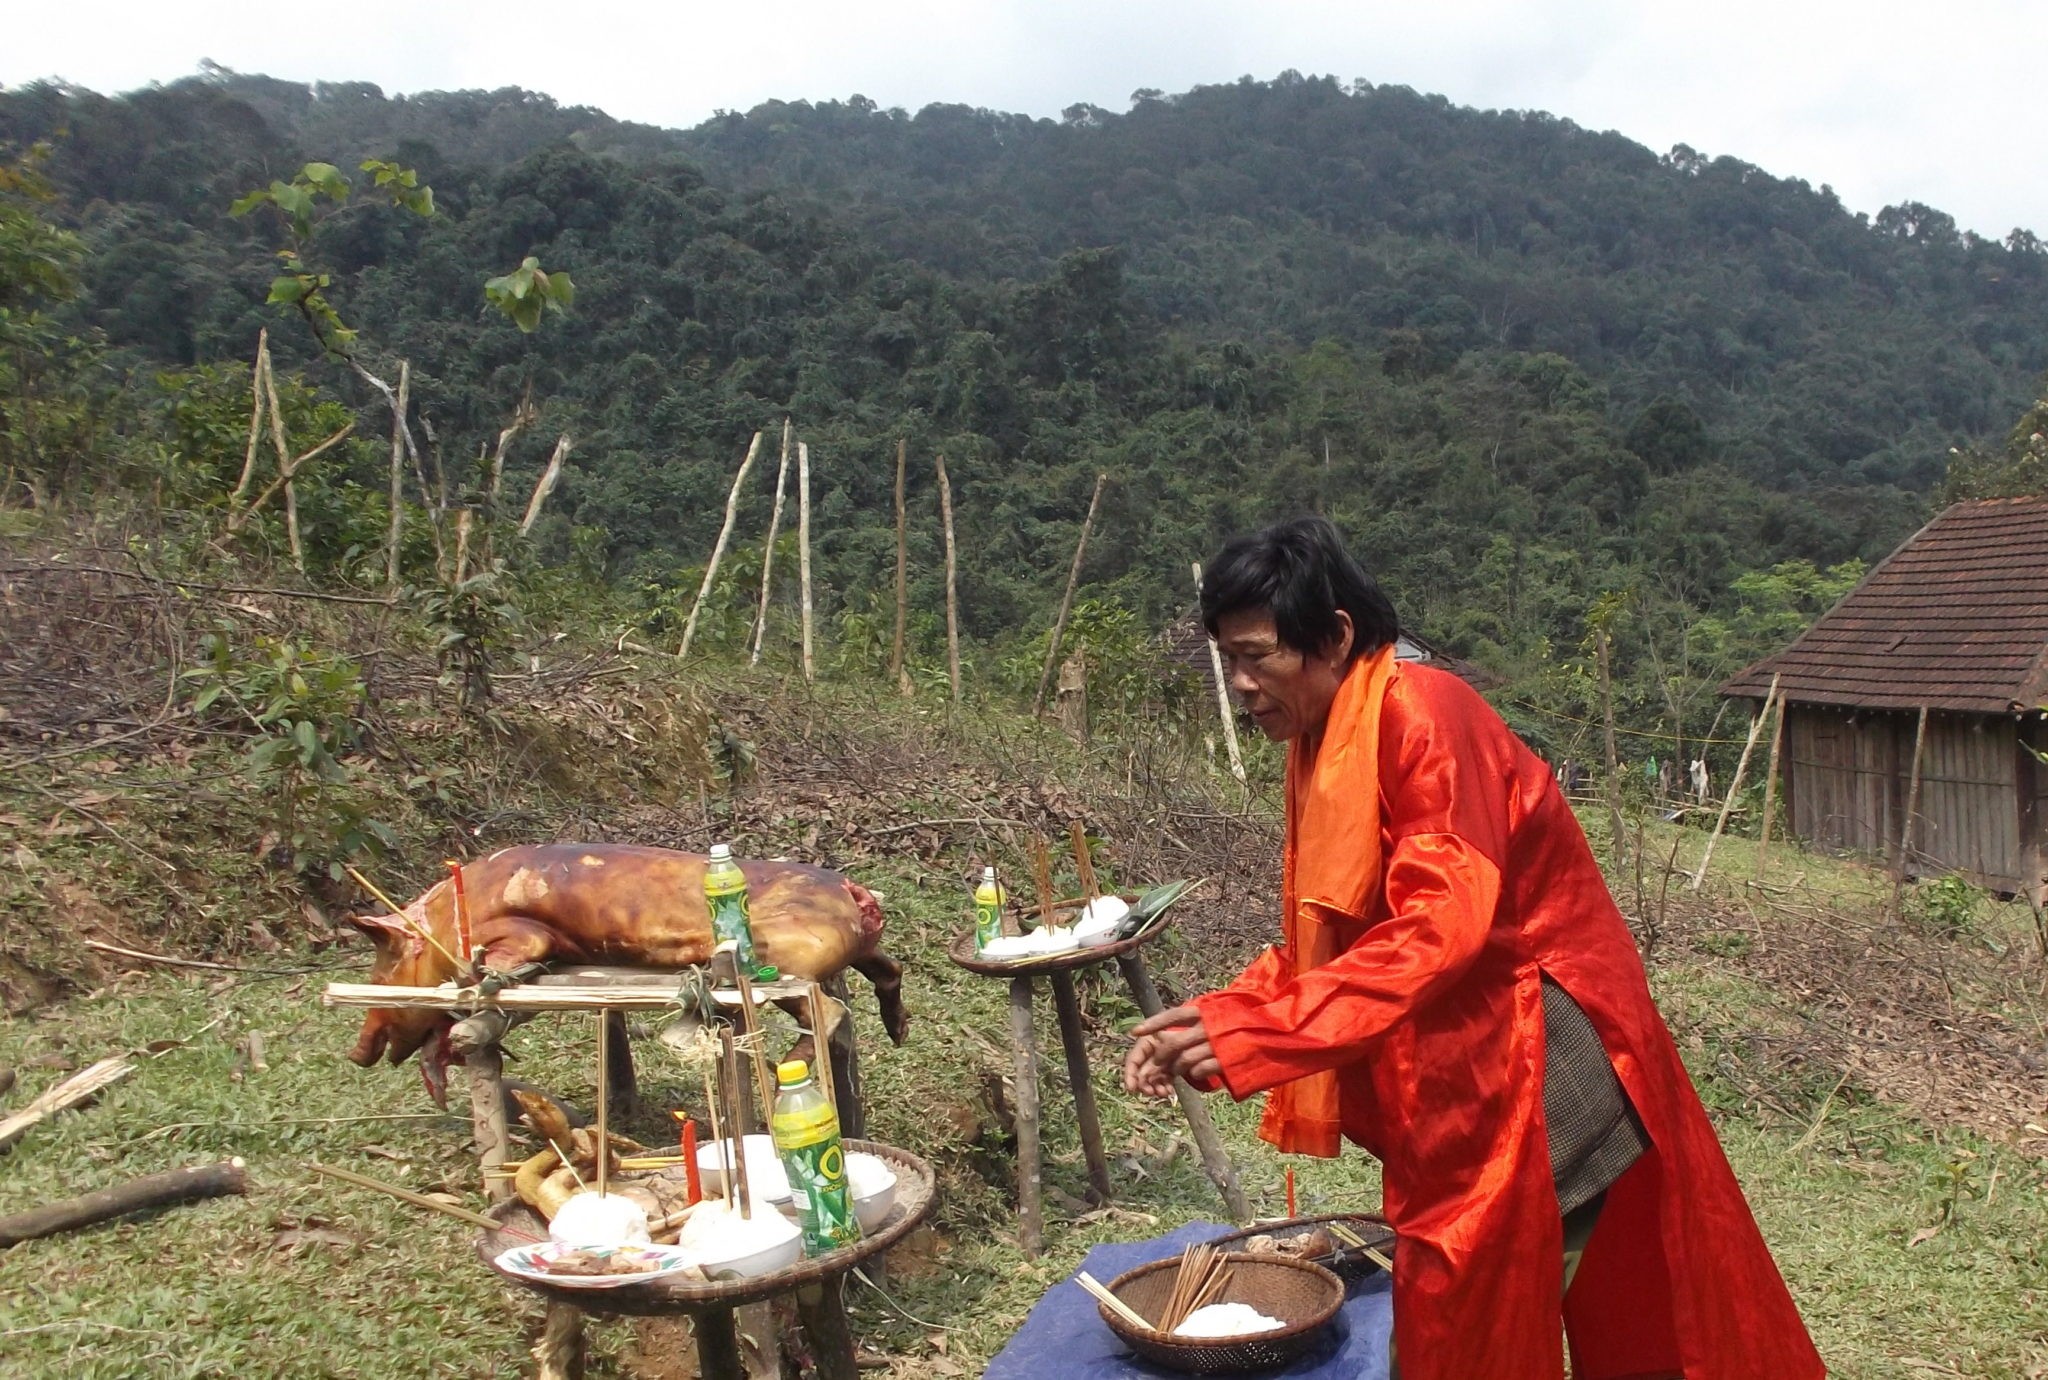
[947,896,1174,978]
[474,1139,935,1317]
[1098,1253,1344,1374]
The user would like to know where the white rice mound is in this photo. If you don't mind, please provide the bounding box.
[1172,1302,1287,1338]
[548,1191,651,1247]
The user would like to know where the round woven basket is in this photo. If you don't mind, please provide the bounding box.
[1097,1253,1343,1374]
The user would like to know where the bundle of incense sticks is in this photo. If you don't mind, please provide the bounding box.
[1158,1241,1234,1333]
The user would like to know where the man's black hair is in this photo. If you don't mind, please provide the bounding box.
[1200,516,1400,661]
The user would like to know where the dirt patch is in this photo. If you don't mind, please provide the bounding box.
[1655,884,2048,1156]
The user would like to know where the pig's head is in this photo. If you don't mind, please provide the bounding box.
[345,902,461,1079]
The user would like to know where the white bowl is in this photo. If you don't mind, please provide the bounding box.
[695,1134,791,1205]
[679,1203,804,1278]
[847,1152,898,1232]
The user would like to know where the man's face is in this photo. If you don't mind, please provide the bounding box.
[1214,608,1353,742]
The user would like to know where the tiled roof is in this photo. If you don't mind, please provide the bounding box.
[1721,496,2048,714]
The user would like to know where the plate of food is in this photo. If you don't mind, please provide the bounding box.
[494,1241,705,1290]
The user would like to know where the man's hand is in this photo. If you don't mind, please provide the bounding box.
[1123,1003,1222,1097]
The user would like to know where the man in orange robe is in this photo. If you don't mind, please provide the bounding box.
[1127,518,1822,1379]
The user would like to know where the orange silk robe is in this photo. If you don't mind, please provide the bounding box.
[1193,661,1823,1380]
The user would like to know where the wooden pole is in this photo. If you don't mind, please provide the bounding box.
[595,1008,611,1198]
[250,351,307,571]
[450,1012,512,1202]
[1034,472,1109,714]
[936,453,960,702]
[1756,690,1789,880]
[749,419,792,667]
[230,329,267,509]
[1193,561,1247,784]
[679,431,764,659]
[799,441,815,683]
[1691,673,1779,892]
[1595,624,1626,869]
[384,360,409,585]
[892,438,912,696]
[0,1159,247,1247]
[1888,706,1932,920]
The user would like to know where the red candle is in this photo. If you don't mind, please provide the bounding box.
[1286,1167,1297,1218]
[676,1113,701,1205]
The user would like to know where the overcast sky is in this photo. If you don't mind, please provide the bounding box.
[7,0,2042,238]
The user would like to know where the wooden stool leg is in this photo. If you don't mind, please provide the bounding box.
[795,1278,859,1380]
[1049,970,1113,1205]
[533,1301,586,1380]
[694,1306,748,1380]
[735,1300,781,1379]
[1116,953,1252,1223]
[1008,975,1044,1256]
[602,1008,638,1120]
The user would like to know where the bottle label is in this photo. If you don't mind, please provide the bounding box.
[705,865,757,968]
[774,1111,860,1250]
[974,891,1003,951]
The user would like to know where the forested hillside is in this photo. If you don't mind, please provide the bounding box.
[4,66,2045,753]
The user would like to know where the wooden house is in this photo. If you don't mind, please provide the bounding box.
[1721,496,2048,897]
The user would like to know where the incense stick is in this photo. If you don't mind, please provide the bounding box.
[309,1162,540,1242]
[729,956,777,1118]
[1068,821,1099,901]
[720,1027,751,1219]
[1076,1271,1152,1331]
[703,1068,727,1207]
[806,982,837,1115]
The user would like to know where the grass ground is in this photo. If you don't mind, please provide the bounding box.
[2,837,2044,1377]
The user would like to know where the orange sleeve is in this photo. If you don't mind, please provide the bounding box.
[1193,673,1515,1100]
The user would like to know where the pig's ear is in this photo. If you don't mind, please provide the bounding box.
[346,913,407,952]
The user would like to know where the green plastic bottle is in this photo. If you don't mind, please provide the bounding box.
[703,843,757,970]
[973,866,1006,953]
[770,1059,860,1252]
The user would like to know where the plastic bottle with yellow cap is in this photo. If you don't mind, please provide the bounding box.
[770,1058,859,1252]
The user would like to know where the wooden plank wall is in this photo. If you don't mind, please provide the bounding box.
[1785,705,2027,892]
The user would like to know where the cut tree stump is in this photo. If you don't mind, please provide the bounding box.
[0,1158,248,1246]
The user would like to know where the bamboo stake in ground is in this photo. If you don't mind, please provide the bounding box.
[679,431,764,659]
[519,436,572,537]
[1192,561,1247,784]
[230,329,268,508]
[1756,689,1789,880]
[1035,472,1108,714]
[384,360,410,584]
[892,437,912,696]
[749,418,793,667]
[0,1057,135,1153]
[799,441,815,683]
[0,1159,248,1247]
[1691,673,1780,893]
[1595,623,1626,869]
[806,982,837,1116]
[936,453,960,701]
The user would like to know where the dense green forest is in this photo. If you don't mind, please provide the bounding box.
[4,66,2045,761]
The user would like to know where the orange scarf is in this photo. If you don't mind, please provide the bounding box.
[1260,644,1398,1157]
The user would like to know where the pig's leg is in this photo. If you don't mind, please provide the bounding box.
[851,950,909,1045]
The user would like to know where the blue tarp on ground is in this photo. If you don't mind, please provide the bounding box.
[982,1221,1393,1379]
